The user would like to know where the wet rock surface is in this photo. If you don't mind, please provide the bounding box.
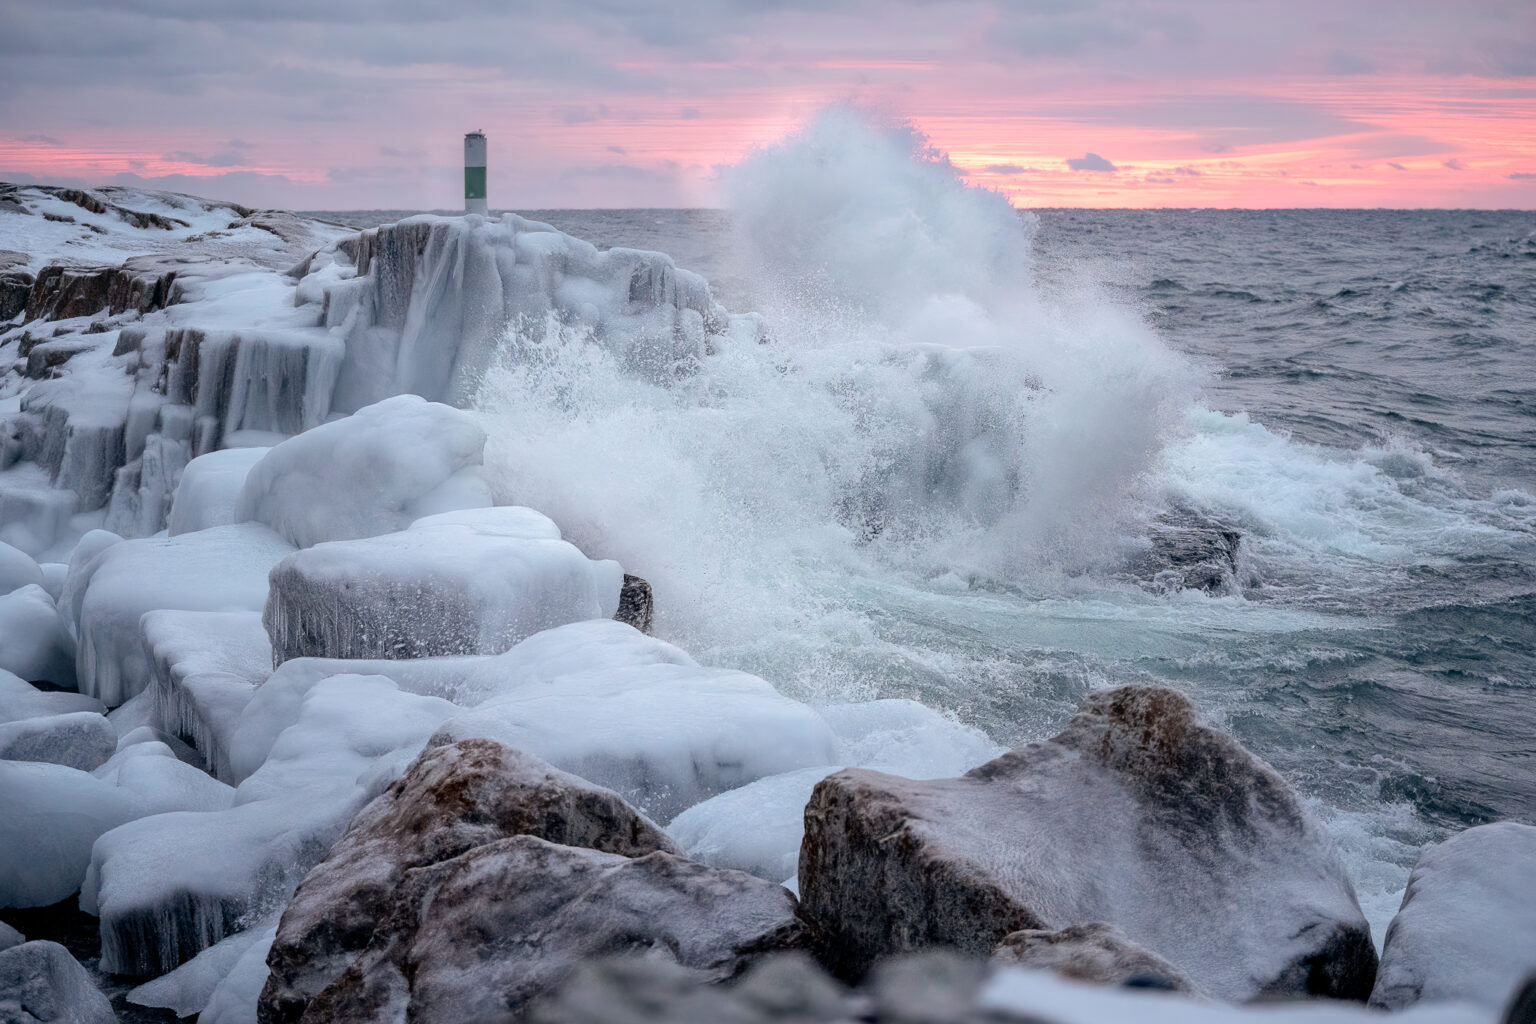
[285,836,807,1024]
[0,902,177,1024]
[799,685,1376,1001]
[0,940,115,1024]
[1120,505,1247,595]
[260,738,681,1024]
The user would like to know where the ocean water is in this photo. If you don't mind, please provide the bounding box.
[317,134,1536,938]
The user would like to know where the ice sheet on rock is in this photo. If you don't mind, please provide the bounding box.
[1371,821,1536,1012]
[90,737,234,814]
[234,395,490,549]
[73,523,293,705]
[142,610,271,781]
[198,923,276,1024]
[127,914,277,1019]
[264,505,621,663]
[0,711,115,771]
[668,766,841,882]
[0,668,103,723]
[0,540,43,594]
[0,762,132,907]
[0,922,20,951]
[452,617,696,705]
[86,675,455,975]
[0,583,77,686]
[821,699,1005,779]
[166,447,269,536]
[435,660,836,822]
[38,562,67,601]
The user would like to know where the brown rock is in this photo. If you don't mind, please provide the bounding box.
[799,686,1377,1002]
[992,922,1194,992]
[259,738,681,1024]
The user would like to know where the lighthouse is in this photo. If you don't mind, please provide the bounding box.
[464,131,487,216]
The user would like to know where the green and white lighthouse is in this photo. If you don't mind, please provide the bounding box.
[464,130,488,216]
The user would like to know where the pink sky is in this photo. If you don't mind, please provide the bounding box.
[1,1,1533,209]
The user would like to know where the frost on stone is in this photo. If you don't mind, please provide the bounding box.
[263,505,620,664]
[167,447,270,537]
[0,583,77,687]
[0,710,116,772]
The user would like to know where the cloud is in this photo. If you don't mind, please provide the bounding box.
[1387,162,1408,171]
[19,134,64,146]
[1443,158,1467,171]
[1067,152,1117,172]
[562,105,611,124]
[1509,172,1536,180]
[1326,50,1374,75]
[606,145,627,155]
[679,107,702,119]
[1172,165,1202,176]
[984,163,1038,175]
[379,145,426,159]
[560,161,679,183]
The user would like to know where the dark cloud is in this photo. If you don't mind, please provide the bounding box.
[1326,50,1374,75]
[680,107,702,119]
[1387,162,1408,171]
[1509,172,1536,180]
[1067,152,1117,172]
[606,145,628,155]
[984,163,1038,175]
[19,134,65,146]
[1443,158,1467,171]
[563,105,612,124]
[1171,165,1201,176]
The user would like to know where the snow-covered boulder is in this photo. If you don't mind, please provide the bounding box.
[85,674,456,975]
[0,940,115,1024]
[0,923,21,952]
[992,922,1194,992]
[0,711,115,771]
[233,395,491,549]
[798,686,1377,1001]
[70,523,293,705]
[262,738,680,1024]
[1371,821,1536,1012]
[167,446,270,536]
[142,609,272,782]
[264,506,620,664]
[0,584,76,686]
[286,836,806,1024]
[0,738,230,908]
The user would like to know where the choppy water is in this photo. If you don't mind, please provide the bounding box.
[318,142,1536,938]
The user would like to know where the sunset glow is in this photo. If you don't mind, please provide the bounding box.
[2,1,1533,209]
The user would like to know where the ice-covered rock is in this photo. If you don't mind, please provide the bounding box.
[233,395,491,549]
[285,836,806,1024]
[0,923,21,952]
[992,922,1194,993]
[86,674,455,975]
[0,711,115,771]
[261,738,680,1024]
[433,624,838,821]
[167,446,269,536]
[142,609,272,781]
[201,924,277,1024]
[799,686,1377,1001]
[1371,821,1536,1012]
[265,505,620,664]
[70,523,293,705]
[0,940,115,1024]
[0,540,43,594]
[0,583,77,686]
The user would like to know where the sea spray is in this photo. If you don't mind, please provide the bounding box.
[476,110,1198,691]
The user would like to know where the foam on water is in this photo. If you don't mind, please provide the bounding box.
[476,109,1536,933]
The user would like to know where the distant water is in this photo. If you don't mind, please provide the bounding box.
[319,202,1536,936]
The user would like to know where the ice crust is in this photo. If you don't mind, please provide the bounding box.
[127,917,277,1018]
[70,523,293,705]
[0,710,116,771]
[0,541,44,594]
[264,505,621,663]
